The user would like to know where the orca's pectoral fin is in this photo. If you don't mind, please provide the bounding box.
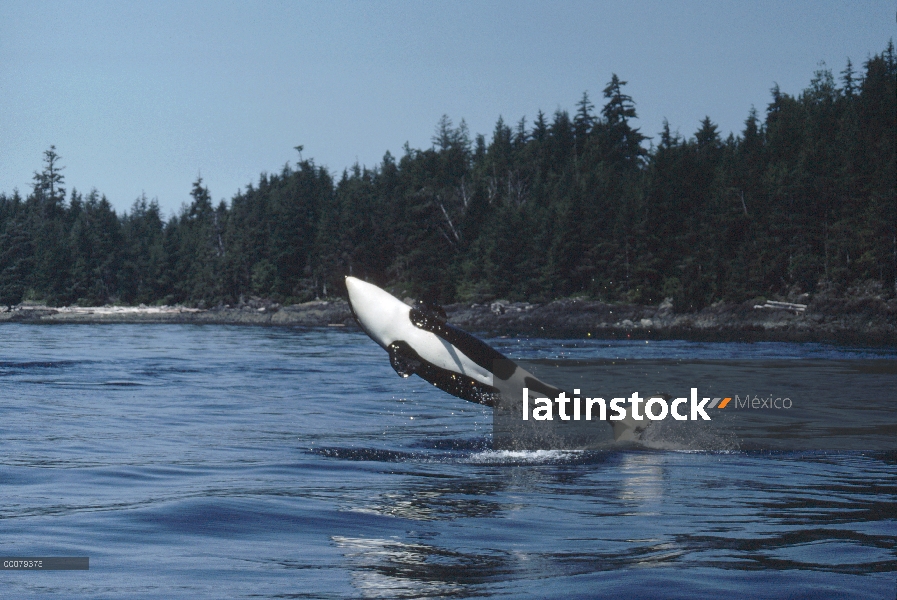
[388,341,497,406]
[420,299,447,320]
[388,341,423,378]
[409,302,447,331]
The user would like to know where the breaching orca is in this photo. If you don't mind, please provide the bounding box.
[345,276,647,441]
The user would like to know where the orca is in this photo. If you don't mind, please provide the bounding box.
[345,276,647,441]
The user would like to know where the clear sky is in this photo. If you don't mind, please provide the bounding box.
[1,1,893,215]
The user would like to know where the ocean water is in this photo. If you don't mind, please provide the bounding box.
[0,324,895,599]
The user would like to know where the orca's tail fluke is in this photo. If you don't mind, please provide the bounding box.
[610,413,650,442]
[611,393,671,441]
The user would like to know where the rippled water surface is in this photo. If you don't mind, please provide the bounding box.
[1,324,895,598]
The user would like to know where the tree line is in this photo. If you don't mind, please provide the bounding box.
[1,43,894,310]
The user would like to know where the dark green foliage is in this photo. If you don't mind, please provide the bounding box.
[118,195,166,304]
[67,190,122,305]
[0,192,31,306]
[2,45,894,308]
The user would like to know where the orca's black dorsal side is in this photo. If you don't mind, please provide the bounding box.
[408,306,514,379]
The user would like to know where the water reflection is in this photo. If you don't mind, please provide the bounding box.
[347,480,505,522]
[332,536,508,598]
[616,451,666,509]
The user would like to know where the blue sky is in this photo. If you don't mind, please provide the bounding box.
[1,1,893,215]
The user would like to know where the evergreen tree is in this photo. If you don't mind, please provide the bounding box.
[0,192,32,306]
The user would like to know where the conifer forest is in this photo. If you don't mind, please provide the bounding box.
[1,45,894,311]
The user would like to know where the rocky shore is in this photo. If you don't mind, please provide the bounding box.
[2,284,894,345]
[0,299,355,327]
[445,293,896,344]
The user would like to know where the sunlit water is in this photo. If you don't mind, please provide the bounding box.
[1,324,895,599]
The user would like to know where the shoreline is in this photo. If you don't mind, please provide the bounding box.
[2,293,895,345]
